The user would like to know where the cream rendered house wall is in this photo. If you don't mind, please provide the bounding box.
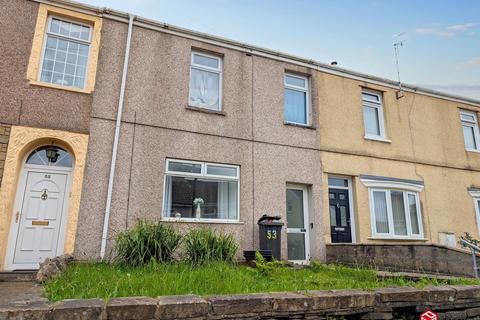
[318,72,480,245]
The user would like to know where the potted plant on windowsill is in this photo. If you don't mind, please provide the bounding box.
[193,197,204,218]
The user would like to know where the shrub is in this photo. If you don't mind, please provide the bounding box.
[114,220,181,267]
[183,228,238,265]
[253,251,286,276]
[460,232,480,247]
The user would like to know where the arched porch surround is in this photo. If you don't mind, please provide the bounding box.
[0,126,88,270]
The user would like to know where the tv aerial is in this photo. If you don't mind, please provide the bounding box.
[394,32,406,99]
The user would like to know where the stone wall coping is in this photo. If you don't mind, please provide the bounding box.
[2,285,480,319]
[326,242,475,256]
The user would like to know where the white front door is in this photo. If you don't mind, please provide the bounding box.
[286,185,310,264]
[9,170,69,269]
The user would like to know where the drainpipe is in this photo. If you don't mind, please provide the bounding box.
[100,14,135,259]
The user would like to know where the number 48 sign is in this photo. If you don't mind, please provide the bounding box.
[421,310,438,320]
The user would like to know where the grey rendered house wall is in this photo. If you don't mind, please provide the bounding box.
[0,0,92,134]
[75,20,325,260]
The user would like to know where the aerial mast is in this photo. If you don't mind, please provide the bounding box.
[394,32,406,99]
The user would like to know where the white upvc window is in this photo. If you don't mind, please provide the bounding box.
[284,73,310,125]
[468,189,480,235]
[368,189,423,239]
[39,16,92,89]
[163,159,239,222]
[460,110,480,152]
[189,51,223,111]
[361,176,424,239]
[362,90,387,140]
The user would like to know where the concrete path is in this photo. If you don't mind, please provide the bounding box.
[0,281,47,307]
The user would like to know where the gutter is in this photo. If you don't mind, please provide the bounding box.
[31,0,480,107]
[100,13,134,259]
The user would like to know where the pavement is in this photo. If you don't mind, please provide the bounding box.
[0,281,47,308]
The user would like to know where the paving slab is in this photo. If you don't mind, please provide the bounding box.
[0,281,47,307]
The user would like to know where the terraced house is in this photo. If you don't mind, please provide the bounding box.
[0,0,479,272]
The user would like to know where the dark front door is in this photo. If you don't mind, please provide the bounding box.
[329,188,352,243]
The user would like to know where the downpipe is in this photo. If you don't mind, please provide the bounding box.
[100,14,135,259]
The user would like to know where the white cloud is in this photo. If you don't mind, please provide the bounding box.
[414,22,477,37]
[413,28,455,37]
[447,22,476,31]
[465,57,480,67]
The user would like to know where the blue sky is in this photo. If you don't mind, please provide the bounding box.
[80,0,480,100]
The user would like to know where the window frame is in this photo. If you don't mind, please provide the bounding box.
[368,188,424,240]
[362,89,387,141]
[188,51,223,111]
[284,73,310,126]
[460,109,480,152]
[162,159,240,223]
[26,4,102,94]
[38,15,93,90]
[474,198,480,235]
[468,189,480,235]
[46,15,93,42]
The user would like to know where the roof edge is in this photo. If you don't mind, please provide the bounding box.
[31,0,480,107]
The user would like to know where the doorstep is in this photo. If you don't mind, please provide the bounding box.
[0,271,37,282]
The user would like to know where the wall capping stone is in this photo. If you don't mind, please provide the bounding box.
[3,286,480,319]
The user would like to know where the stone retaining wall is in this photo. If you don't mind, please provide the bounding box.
[2,285,480,319]
[326,243,478,278]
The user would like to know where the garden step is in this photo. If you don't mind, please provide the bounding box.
[0,271,37,282]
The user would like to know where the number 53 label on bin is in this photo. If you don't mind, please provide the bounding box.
[266,229,277,240]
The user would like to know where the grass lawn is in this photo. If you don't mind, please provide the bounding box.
[43,261,480,301]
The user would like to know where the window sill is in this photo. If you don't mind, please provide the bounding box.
[284,122,316,130]
[186,105,226,116]
[28,79,92,94]
[466,148,480,153]
[161,218,243,225]
[368,236,427,241]
[364,136,392,143]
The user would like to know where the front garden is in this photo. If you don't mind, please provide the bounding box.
[43,221,480,301]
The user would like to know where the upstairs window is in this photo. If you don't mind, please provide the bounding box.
[460,110,480,152]
[284,73,310,125]
[362,90,386,140]
[163,159,239,221]
[189,52,222,111]
[39,17,92,89]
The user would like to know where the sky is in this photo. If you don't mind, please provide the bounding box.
[80,0,480,100]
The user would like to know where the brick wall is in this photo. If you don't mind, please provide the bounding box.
[0,124,11,188]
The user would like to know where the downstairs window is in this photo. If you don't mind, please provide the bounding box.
[370,189,423,238]
[361,175,424,239]
[163,159,239,221]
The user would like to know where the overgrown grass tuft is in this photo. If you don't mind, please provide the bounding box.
[182,228,238,265]
[114,220,181,267]
[43,261,480,302]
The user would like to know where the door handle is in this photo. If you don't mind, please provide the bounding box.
[300,228,306,232]
[15,211,20,223]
